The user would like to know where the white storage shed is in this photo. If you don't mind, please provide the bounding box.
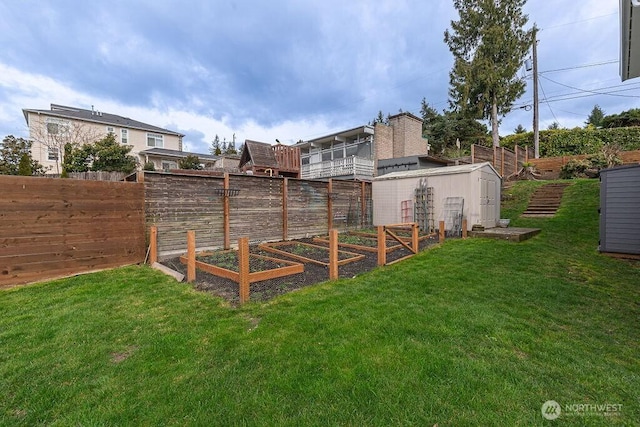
[372,162,501,231]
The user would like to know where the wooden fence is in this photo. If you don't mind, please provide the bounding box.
[529,150,640,179]
[0,176,146,287]
[138,171,372,258]
[471,144,534,177]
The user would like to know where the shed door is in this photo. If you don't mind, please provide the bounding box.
[480,174,497,228]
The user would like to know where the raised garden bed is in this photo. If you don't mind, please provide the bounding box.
[258,241,365,266]
[179,250,304,284]
[313,233,401,253]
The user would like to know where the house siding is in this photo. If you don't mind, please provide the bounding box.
[599,165,640,255]
[26,111,182,173]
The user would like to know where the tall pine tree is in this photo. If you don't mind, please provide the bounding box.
[444,0,533,147]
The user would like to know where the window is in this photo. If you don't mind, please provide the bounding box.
[161,161,177,171]
[106,126,115,133]
[47,147,59,161]
[121,129,129,144]
[147,133,164,148]
[45,118,68,135]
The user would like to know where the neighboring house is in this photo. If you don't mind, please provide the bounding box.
[238,140,300,178]
[140,148,218,171]
[620,0,640,81]
[295,112,430,180]
[23,104,184,173]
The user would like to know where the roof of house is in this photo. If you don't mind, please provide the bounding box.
[140,148,218,161]
[374,162,499,181]
[239,140,279,168]
[23,104,184,137]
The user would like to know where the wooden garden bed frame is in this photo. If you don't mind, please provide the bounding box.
[179,250,304,284]
[258,241,365,266]
[312,233,402,253]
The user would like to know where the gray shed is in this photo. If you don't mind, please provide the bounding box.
[599,164,640,256]
[372,162,501,231]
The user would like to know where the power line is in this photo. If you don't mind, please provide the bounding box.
[539,60,619,75]
[538,79,560,125]
[540,75,640,99]
[541,12,618,31]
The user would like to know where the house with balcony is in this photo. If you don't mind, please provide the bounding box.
[295,112,432,180]
[23,104,185,173]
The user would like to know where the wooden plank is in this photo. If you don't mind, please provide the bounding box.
[439,221,445,243]
[223,173,230,250]
[462,219,468,239]
[187,230,196,282]
[283,177,288,241]
[180,256,240,282]
[327,179,333,232]
[151,262,184,281]
[329,229,338,280]
[238,237,250,304]
[249,263,304,283]
[386,229,416,254]
[149,226,158,264]
[377,225,386,266]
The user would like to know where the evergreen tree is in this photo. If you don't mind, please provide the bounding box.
[514,124,527,134]
[63,133,137,173]
[178,155,203,170]
[444,0,533,147]
[585,105,605,128]
[547,121,561,130]
[210,135,221,155]
[0,135,45,175]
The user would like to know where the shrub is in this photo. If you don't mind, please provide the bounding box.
[143,162,156,171]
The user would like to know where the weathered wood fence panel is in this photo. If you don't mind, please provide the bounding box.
[285,179,329,239]
[530,149,640,178]
[142,172,373,257]
[471,144,534,178]
[0,176,145,287]
[229,175,283,243]
[143,172,225,254]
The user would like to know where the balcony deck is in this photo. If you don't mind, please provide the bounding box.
[301,156,374,180]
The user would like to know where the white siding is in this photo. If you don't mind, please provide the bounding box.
[372,163,501,230]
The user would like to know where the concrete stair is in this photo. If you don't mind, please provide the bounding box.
[521,183,570,217]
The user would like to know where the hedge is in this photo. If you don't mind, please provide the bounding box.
[501,127,640,156]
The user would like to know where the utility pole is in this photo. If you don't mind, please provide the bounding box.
[532,26,539,159]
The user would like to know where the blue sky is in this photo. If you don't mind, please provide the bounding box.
[0,0,635,154]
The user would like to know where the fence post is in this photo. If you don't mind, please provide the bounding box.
[282,178,288,241]
[412,223,419,254]
[501,147,505,176]
[149,225,158,264]
[327,178,333,232]
[223,173,231,250]
[377,225,386,266]
[462,218,468,239]
[439,221,445,244]
[187,230,196,282]
[471,145,475,164]
[238,237,250,304]
[361,181,367,228]
[329,229,338,280]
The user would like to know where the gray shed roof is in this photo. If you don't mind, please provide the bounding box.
[23,104,184,137]
[374,162,499,181]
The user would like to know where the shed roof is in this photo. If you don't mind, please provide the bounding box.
[374,162,499,181]
[238,140,279,168]
[599,163,640,175]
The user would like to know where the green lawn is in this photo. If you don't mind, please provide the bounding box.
[1,179,638,425]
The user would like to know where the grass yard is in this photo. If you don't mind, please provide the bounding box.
[1,180,638,425]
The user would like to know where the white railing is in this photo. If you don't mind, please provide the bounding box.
[301,156,374,179]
